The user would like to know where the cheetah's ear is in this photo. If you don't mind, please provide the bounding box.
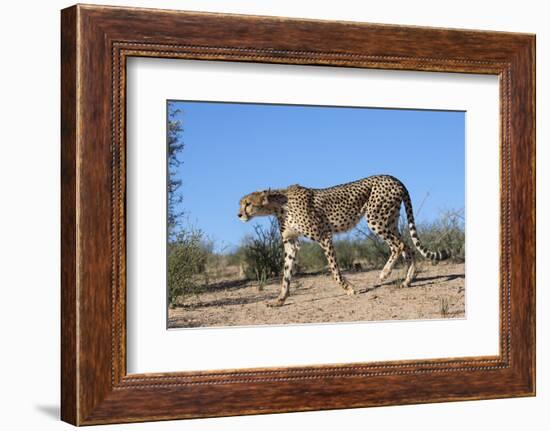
[261,190,271,206]
[262,189,287,207]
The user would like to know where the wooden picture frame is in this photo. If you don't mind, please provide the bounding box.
[61,4,535,425]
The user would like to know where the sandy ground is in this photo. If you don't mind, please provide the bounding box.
[168,262,465,329]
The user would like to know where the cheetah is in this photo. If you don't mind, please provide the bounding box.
[238,175,450,306]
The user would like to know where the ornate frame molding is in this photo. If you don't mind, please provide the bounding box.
[61,5,534,425]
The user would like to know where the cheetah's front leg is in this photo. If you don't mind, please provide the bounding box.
[268,238,299,307]
[319,237,356,296]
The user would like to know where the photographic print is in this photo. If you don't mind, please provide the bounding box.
[166,100,465,329]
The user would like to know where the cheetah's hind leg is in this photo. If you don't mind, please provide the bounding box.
[400,246,416,288]
[378,239,404,284]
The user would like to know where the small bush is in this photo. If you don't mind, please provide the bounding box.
[333,239,359,271]
[256,269,268,291]
[296,237,369,273]
[167,229,210,306]
[241,219,283,281]
[295,242,326,273]
[409,209,465,263]
[226,247,246,267]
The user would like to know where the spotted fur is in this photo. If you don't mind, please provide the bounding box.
[238,175,450,306]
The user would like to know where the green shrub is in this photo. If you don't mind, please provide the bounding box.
[226,246,247,267]
[241,219,283,281]
[295,241,326,273]
[333,239,359,271]
[404,209,465,263]
[296,237,370,273]
[349,225,390,269]
[167,229,210,306]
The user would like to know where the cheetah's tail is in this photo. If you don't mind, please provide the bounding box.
[402,188,451,261]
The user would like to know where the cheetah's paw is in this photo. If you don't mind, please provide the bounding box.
[267,297,286,307]
[345,286,356,296]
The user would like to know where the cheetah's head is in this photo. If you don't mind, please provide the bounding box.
[238,190,286,222]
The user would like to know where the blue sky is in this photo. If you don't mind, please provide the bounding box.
[168,101,464,252]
